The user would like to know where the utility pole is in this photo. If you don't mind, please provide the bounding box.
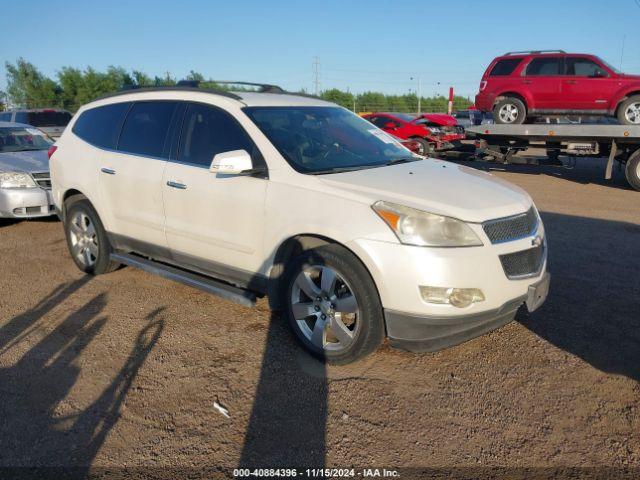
[411,76,422,114]
[313,56,321,96]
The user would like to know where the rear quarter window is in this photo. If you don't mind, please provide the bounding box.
[72,102,132,149]
[489,58,523,76]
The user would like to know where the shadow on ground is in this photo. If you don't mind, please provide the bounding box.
[518,212,640,382]
[238,311,328,468]
[0,276,164,475]
[447,154,633,191]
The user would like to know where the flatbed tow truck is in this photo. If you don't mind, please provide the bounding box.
[466,124,640,191]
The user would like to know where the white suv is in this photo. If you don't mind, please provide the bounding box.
[50,84,549,364]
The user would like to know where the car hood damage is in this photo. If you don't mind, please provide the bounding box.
[319,159,532,223]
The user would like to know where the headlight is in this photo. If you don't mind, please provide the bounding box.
[0,172,37,189]
[428,127,442,133]
[372,201,483,247]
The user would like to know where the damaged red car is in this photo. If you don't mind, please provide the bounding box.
[362,112,465,155]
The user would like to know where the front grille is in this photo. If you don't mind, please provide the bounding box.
[483,207,538,244]
[31,172,51,189]
[499,244,545,279]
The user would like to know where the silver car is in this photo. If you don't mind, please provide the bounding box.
[0,122,56,219]
[0,109,72,139]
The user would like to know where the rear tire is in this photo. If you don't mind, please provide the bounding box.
[493,97,527,125]
[64,196,120,275]
[282,243,384,364]
[617,95,640,125]
[625,151,640,191]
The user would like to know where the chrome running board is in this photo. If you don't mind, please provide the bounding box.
[110,252,256,307]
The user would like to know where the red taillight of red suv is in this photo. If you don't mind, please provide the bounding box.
[47,145,58,159]
[479,81,487,91]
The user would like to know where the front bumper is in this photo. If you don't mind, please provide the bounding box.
[0,187,56,218]
[386,272,550,352]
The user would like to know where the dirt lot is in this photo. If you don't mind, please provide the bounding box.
[0,155,638,478]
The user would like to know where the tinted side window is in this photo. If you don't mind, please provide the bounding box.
[489,58,523,76]
[177,103,259,167]
[118,101,178,158]
[368,116,386,127]
[0,112,11,121]
[72,102,131,149]
[15,112,28,123]
[526,57,562,76]
[565,58,606,77]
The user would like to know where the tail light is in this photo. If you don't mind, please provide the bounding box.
[47,145,58,159]
[480,80,488,91]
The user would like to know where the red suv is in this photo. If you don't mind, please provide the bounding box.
[362,112,465,154]
[475,50,640,125]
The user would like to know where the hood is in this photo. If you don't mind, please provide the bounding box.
[618,73,640,80]
[414,113,457,127]
[0,150,50,174]
[319,159,532,223]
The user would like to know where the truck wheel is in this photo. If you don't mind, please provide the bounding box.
[625,151,640,191]
[64,196,120,275]
[617,95,640,125]
[494,97,527,125]
[412,137,434,156]
[283,243,384,364]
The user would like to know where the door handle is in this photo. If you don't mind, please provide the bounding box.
[167,181,187,190]
[564,80,578,84]
[522,80,532,84]
[100,167,116,175]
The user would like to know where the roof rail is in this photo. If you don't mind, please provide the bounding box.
[96,85,243,102]
[177,80,285,94]
[503,49,566,56]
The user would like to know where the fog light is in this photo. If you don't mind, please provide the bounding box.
[419,286,485,308]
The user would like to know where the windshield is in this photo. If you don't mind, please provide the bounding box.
[598,57,621,74]
[0,127,53,153]
[243,106,419,174]
[393,112,416,122]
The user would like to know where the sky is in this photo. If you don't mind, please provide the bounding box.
[1,0,639,99]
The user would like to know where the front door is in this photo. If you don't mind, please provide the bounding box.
[560,57,619,112]
[162,102,268,286]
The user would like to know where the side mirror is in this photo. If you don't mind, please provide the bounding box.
[384,122,397,130]
[592,69,607,78]
[210,149,253,175]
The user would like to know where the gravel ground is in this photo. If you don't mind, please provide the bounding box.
[0,155,638,479]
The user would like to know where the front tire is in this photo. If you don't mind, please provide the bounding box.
[494,97,527,125]
[283,244,384,364]
[617,95,640,125]
[412,137,434,156]
[64,196,119,274]
[625,150,640,191]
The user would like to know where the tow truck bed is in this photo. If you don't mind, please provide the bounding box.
[466,124,640,191]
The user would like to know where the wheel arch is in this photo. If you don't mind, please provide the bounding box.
[614,90,640,117]
[494,91,529,111]
[267,234,383,320]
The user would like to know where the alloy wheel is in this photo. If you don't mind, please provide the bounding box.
[69,211,99,267]
[290,265,360,352]
[624,102,640,124]
[498,103,519,123]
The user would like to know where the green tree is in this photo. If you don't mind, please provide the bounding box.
[5,58,60,108]
[320,88,354,110]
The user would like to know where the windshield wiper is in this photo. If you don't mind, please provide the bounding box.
[386,157,420,166]
[310,166,373,175]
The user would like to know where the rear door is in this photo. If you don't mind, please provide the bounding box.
[521,56,563,110]
[560,56,618,112]
[98,101,179,252]
[162,102,267,284]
